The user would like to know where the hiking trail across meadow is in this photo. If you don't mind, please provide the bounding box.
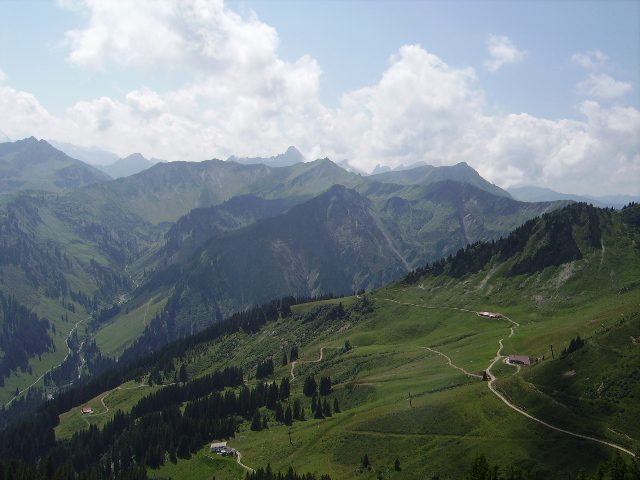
[379,297,637,457]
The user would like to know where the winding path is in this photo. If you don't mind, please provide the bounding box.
[235,449,255,473]
[290,347,339,380]
[424,347,482,379]
[378,297,637,458]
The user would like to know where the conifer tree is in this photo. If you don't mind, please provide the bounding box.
[279,377,291,400]
[284,405,293,426]
[293,398,302,420]
[250,410,262,431]
[322,399,332,417]
[303,376,317,397]
[319,376,332,396]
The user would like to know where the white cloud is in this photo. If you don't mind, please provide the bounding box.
[571,49,609,69]
[330,45,484,170]
[60,0,279,75]
[577,73,632,100]
[483,35,526,72]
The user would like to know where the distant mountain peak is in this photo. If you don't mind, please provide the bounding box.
[371,164,392,175]
[228,146,305,168]
[97,152,156,179]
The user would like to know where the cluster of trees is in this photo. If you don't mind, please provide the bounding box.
[0,292,54,384]
[464,451,640,480]
[245,464,332,480]
[303,376,332,397]
[256,358,275,379]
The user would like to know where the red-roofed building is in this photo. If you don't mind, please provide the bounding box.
[508,355,531,366]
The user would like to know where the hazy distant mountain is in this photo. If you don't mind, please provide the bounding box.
[0,131,10,143]
[368,162,511,198]
[48,140,119,166]
[371,164,392,175]
[336,160,367,175]
[508,186,640,209]
[96,153,160,179]
[0,137,112,195]
[392,161,428,171]
[228,146,305,167]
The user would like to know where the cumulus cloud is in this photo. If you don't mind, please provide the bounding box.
[60,0,279,75]
[483,34,526,72]
[330,45,484,170]
[571,49,608,69]
[577,73,632,100]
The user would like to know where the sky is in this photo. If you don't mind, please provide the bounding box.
[0,0,638,196]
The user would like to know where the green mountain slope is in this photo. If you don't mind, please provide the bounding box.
[0,137,111,195]
[2,203,638,480]
[367,161,511,198]
[106,183,568,361]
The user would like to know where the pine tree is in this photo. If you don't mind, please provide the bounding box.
[293,398,302,420]
[284,405,293,426]
[322,399,332,417]
[333,397,341,414]
[250,410,262,431]
[279,377,291,400]
[319,376,332,396]
[362,454,370,469]
[303,376,317,397]
[394,458,402,471]
[314,399,324,419]
[290,345,299,362]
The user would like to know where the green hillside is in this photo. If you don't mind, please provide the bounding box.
[98,182,568,360]
[2,202,637,480]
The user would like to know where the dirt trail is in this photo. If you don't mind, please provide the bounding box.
[290,347,340,380]
[378,297,636,458]
[235,450,255,473]
[424,347,482,379]
[486,326,637,457]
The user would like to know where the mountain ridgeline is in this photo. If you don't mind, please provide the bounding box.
[0,138,573,414]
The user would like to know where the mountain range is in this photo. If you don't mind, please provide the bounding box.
[0,137,596,421]
[508,185,640,209]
